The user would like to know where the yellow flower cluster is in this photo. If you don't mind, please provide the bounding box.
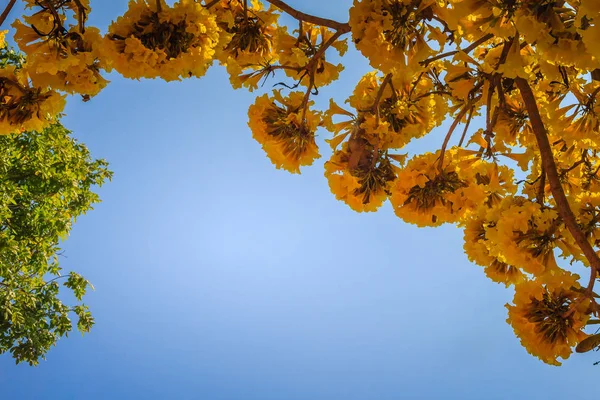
[275,22,346,88]
[349,0,442,74]
[507,273,590,366]
[104,0,221,81]
[0,66,65,134]
[391,150,473,226]
[248,90,320,174]
[484,198,564,277]
[463,210,525,287]
[324,139,397,212]
[322,71,448,212]
[212,0,279,90]
[12,1,107,97]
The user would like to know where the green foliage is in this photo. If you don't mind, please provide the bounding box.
[0,123,112,366]
[0,46,25,69]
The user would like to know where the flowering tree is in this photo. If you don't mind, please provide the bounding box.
[2,0,600,366]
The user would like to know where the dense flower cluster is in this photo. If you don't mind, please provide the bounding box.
[104,0,222,81]
[248,90,320,173]
[0,65,65,134]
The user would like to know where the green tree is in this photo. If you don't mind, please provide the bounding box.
[0,122,112,366]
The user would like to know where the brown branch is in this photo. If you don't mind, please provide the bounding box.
[304,29,343,72]
[438,99,480,171]
[0,0,17,28]
[372,73,393,126]
[457,106,474,147]
[516,77,600,295]
[295,29,344,117]
[485,81,495,133]
[73,0,87,33]
[421,33,494,66]
[536,168,546,204]
[300,72,315,122]
[265,0,350,33]
[203,0,221,8]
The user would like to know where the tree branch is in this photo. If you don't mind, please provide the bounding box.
[438,97,480,171]
[421,33,494,66]
[265,0,350,33]
[202,0,221,8]
[536,168,546,204]
[516,77,600,294]
[0,0,17,28]
[305,30,343,71]
[457,106,474,147]
[372,73,392,126]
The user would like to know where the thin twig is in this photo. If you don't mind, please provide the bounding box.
[300,72,315,122]
[458,106,474,147]
[421,33,494,66]
[304,30,342,72]
[372,73,393,126]
[73,0,87,33]
[438,98,480,171]
[265,0,350,33]
[203,0,221,8]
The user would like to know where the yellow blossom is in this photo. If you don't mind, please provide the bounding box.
[507,273,590,366]
[248,90,320,174]
[104,0,222,81]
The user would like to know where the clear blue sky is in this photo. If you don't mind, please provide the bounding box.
[1,1,598,398]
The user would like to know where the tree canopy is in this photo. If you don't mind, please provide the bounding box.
[2,0,600,366]
[0,35,111,366]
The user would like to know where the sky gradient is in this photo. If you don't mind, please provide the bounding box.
[1,1,599,398]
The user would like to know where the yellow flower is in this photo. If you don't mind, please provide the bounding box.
[13,17,109,97]
[449,0,515,39]
[390,149,483,227]
[247,90,320,174]
[492,94,531,149]
[463,208,524,287]
[274,22,346,88]
[484,197,565,277]
[458,159,517,207]
[211,0,279,90]
[0,66,65,135]
[349,0,442,73]
[579,2,600,65]
[325,72,447,151]
[324,139,397,212]
[104,0,222,81]
[507,274,590,366]
[0,30,8,49]
[514,4,598,70]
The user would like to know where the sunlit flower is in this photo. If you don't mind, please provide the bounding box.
[104,0,222,81]
[0,66,65,134]
[248,90,320,174]
[507,273,590,366]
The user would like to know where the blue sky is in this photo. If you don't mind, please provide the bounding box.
[1,1,599,398]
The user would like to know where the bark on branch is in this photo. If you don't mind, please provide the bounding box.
[515,77,600,292]
[0,0,17,28]
[265,0,351,33]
